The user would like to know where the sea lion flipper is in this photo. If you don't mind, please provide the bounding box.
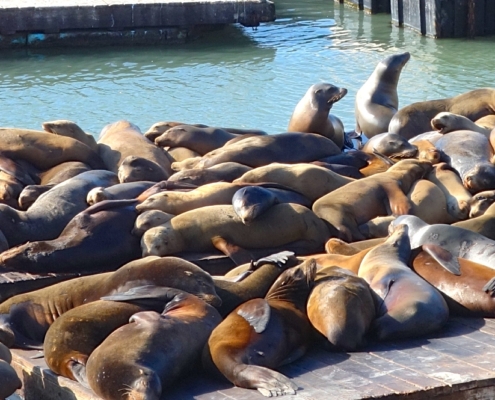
[237,299,271,334]
[482,277,495,295]
[70,361,90,388]
[422,243,461,276]
[101,285,182,306]
[212,236,253,266]
[234,365,297,397]
[383,181,411,216]
[253,251,295,269]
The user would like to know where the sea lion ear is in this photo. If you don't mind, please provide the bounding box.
[422,243,461,276]
[237,298,271,334]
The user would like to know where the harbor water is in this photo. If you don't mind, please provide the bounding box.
[0,0,494,136]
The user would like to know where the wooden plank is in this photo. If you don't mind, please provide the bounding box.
[402,0,423,34]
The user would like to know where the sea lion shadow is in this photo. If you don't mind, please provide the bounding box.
[166,369,234,398]
[19,365,79,400]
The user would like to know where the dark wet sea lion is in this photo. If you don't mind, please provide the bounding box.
[168,162,252,186]
[97,120,173,181]
[42,120,99,152]
[0,127,104,170]
[0,170,117,247]
[288,83,348,148]
[389,88,495,140]
[313,159,431,242]
[203,260,317,397]
[86,181,156,205]
[355,52,410,138]
[362,132,417,158]
[0,199,141,274]
[308,266,376,350]
[435,130,495,193]
[195,132,342,169]
[0,256,220,348]
[86,290,222,400]
[141,203,330,257]
[358,224,449,341]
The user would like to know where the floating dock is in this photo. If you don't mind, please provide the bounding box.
[9,317,495,399]
[0,0,275,48]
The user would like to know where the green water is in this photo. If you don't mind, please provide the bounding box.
[0,0,494,136]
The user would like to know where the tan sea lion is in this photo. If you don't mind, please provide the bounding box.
[358,215,396,239]
[171,156,202,171]
[362,132,417,158]
[97,120,173,181]
[0,256,220,348]
[324,237,385,255]
[389,88,495,140]
[430,112,492,137]
[475,115,495,130]
[132,210,175,237]
[313,159,432,242]
[168,162,252,186]
[452,202,495,240]
[234,163,353,202]
[355,52,410,138]
[359,224,449,340]
[288,83,347,148]
[141,203,330,257]
[86,181,155,205]
[467,190,495,218]
[414,139,441,164]
[312,247,374,274]
[42,120,99,152]
[308,266,376,350]
[203,260,317,397]
[167,147,201,162]
[86,290,222,400]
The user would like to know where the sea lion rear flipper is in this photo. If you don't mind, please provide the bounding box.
[212,236,254,266]
[237,298,271,334]
[483,277,495,295]
[70,361,90,388]
[422,243,461,276]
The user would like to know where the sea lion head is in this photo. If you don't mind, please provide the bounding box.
[42,120,81,136]
[464,164,495,194]
[118,365,162,400]
[154,126,188,148]
[144,121,173,141]
[371,133,418,159]
[469,190,495,218]
[118,156,168,184]
[309,83,348,111]
[86,186,108,206]
[376,52,410,83]
[132,210,174,237]
[232,186,278,225]
[141,225,184,257]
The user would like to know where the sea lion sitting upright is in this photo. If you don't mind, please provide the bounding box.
[359,224,449,341]
[42,120,99,152]
[86,290,222,400]
[355,52,410,138]
[288,83,348,149]
[203,260,317,397]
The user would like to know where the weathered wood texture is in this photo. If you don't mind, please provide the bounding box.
[9,317,495,399]
[336,0,390,14]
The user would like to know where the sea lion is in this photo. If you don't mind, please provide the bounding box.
[355,52,410,138]
[310,161,364,179]
[168,162,252,186]
[0,344,21,399]
[144,121,266,142]
[312,247,374,274]
[391,215,495,275]
[408,131,443,145]
[430,112,492,137]
[42,120,99,152]
[0,256,220,348]
[307,266,376,350]
[18,161,92,210]
[313,159,431,242]
[86,181,156,205]
[141,203,330,257]
[0,170,118,248]
[453,202,495,240]
[324,237,385,255]
[167,147,201,162]
[475,115,495,130]
[234,163,353,202]
[97,120,173,181]
[361,132,417,158]
[358,224,449,340]
[435,130,495,193]
[203,260,317,397]
[287,83,348,148]
[86,290,222,400]
[389,88,495,140]
[468,190,495,218]
[426,163,471,220]
[414,139,441,164]
[0,127,104,170]
[194,132,342,169]
[171,156,203,171]
[406,179,456,224]
[0,199,141,274]
[358,215,396,239]
[412,252,495,318]
[135,180,197,203]
[132,210,175,237]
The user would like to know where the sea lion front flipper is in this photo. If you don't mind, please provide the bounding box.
[382,181,411,216]
[233,364,297,397]
[237,299,271,334]
[101,285,182,307]
[483,277,495,295]
[70,360,90,388]
[253,251,295,269]
[422,243,461,276]
[212,236,254,266]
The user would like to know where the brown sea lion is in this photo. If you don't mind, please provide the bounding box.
[0,256,220,348]
[0,170,117,248]
[167,147,201,162]
[97,120,172,181]
[358,215,396,239]
[86,181,155,205]
[168,162,252,186]
[0,127,104,170]
[362,132,417,158]
[325,237,385,256]
[430,112,492,137]
[426,163,471,220]
[203,260,317,397]
[86,290,222,400]
[355,52,410,138]
[132,210,175,237]
[288,83,347,148]
[42,120,99,152]
[310,161,364,179]
[312,247,374,274]
[475,115,495,130]
[406,179,456,224]
[453,202,495,240]
[412,252,495,318]
[313,159,431,242]
[141,203,330,257]
[467,190,495,218]
[358,224,449,340]
[389,88,495,140]
[234,163,353,202]
[194,132,342,170]
[308,266,376,350]
[414,139,441,164]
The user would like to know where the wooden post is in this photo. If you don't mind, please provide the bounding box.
[467,0,475,38]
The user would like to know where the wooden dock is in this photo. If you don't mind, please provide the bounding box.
[0,0,275,48]
[9,317,495,399]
